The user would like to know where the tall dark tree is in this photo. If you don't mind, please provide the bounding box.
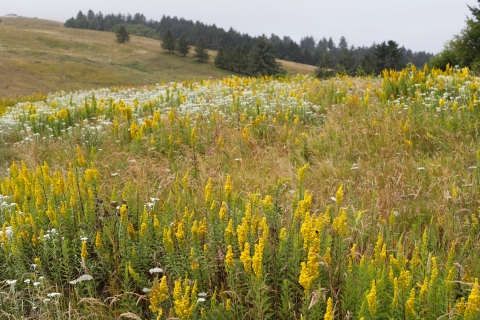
[194,36,209,62]
[374,40,404,73]
[161,29,176,53]
[176,34,191,57]
[87,10,95,21]
[116,25,130,43]
[316,50,335,78]
[248,36,283,76]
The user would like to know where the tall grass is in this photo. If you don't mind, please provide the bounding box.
[0,68,479,319]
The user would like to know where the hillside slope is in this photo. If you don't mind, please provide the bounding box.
[0,18,316,97]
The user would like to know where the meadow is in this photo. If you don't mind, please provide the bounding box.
[0,64,480,319]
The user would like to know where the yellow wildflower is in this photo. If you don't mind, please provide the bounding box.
[332,208,347,236]
[324,297,333,320]
[149,276,168,316]
[366,280,376,316]
[252,238,265,279]
[240,242,252,273]
[335,185,344,205]
[219,201,227,222]
[465,278,480,319]
[224,175,233,199]
[204,178,213,204]
[405,288,416,318]
[225,245,234,269]
[224,219,234,244]
[95,231,103,249]
[81,240,88,261]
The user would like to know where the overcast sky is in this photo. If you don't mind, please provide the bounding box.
[3,0,478,53]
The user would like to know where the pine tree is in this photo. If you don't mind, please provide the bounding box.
[161,29,176,53]
[176,34,191,57]
[116,25,130,43]
[194,36,209,62]
[247,36,282,76]
[214,47,227,68]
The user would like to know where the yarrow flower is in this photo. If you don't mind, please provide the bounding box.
[149,267,164,274]
[69,274,93,285]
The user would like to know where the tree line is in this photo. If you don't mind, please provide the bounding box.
[64,10,433,75]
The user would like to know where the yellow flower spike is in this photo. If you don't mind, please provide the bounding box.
[297,163,309,185]
[218,135,224,148]
[225,298,231,312]
[127,222,135,239]
[392,277,399,308]
[225,245,234,270]
[224,175,233,199]
[366,280,377,316]
[323,247,331,265]
[149,276,168,316]
[335,185,344,205]
[95,231,103,249]
[139,222,148,238]
[224,219,234,244]
[429,256,438,288]
[324,297,333,320]
[465,278,480,319]
[252,237,265,279]
[190,248,199,271]
[405,288,416,317]
[332,208,347,236]
[81,240,88,261]
[240,242,252,273]
[153,215,160,232]
[204,178,213,204]
[219,201,227,222]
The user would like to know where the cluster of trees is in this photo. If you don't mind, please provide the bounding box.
[430,1,480,72]
[64,10,432,74]
[215,37,282,76]
[160,30,209,62]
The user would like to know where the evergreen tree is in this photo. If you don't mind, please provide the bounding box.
[194,36,209,62]
[316,50,335,78]
[161,29,176,53]
[248,36,283,76]
[176,34,191,57]
[116,25,130,43]
[374,41,403,73]
[214,47,227,68]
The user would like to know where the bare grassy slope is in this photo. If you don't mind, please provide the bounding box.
[0,18,315,97]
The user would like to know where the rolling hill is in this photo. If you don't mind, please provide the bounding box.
[0,17,316,98]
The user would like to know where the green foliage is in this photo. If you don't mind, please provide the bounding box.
[161,29,175,53]
[374,40,404,73]
[431,1,480,72]
[176,34,190,57]
[115,25,130,43]
[215,44,250,74]
[248,36,283,76]
[194,36,209,62]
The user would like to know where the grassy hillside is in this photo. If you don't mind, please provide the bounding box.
[0,18,315,98]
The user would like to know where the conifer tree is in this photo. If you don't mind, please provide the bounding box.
[161,29,176,53]
[248,36,282,76]
[176,34,191,57]
[116,25,130,43]
[194,36,209,62]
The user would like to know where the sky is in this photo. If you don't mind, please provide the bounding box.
[2,0,478,53]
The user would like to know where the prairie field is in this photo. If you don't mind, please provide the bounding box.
[0,65,480,319]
